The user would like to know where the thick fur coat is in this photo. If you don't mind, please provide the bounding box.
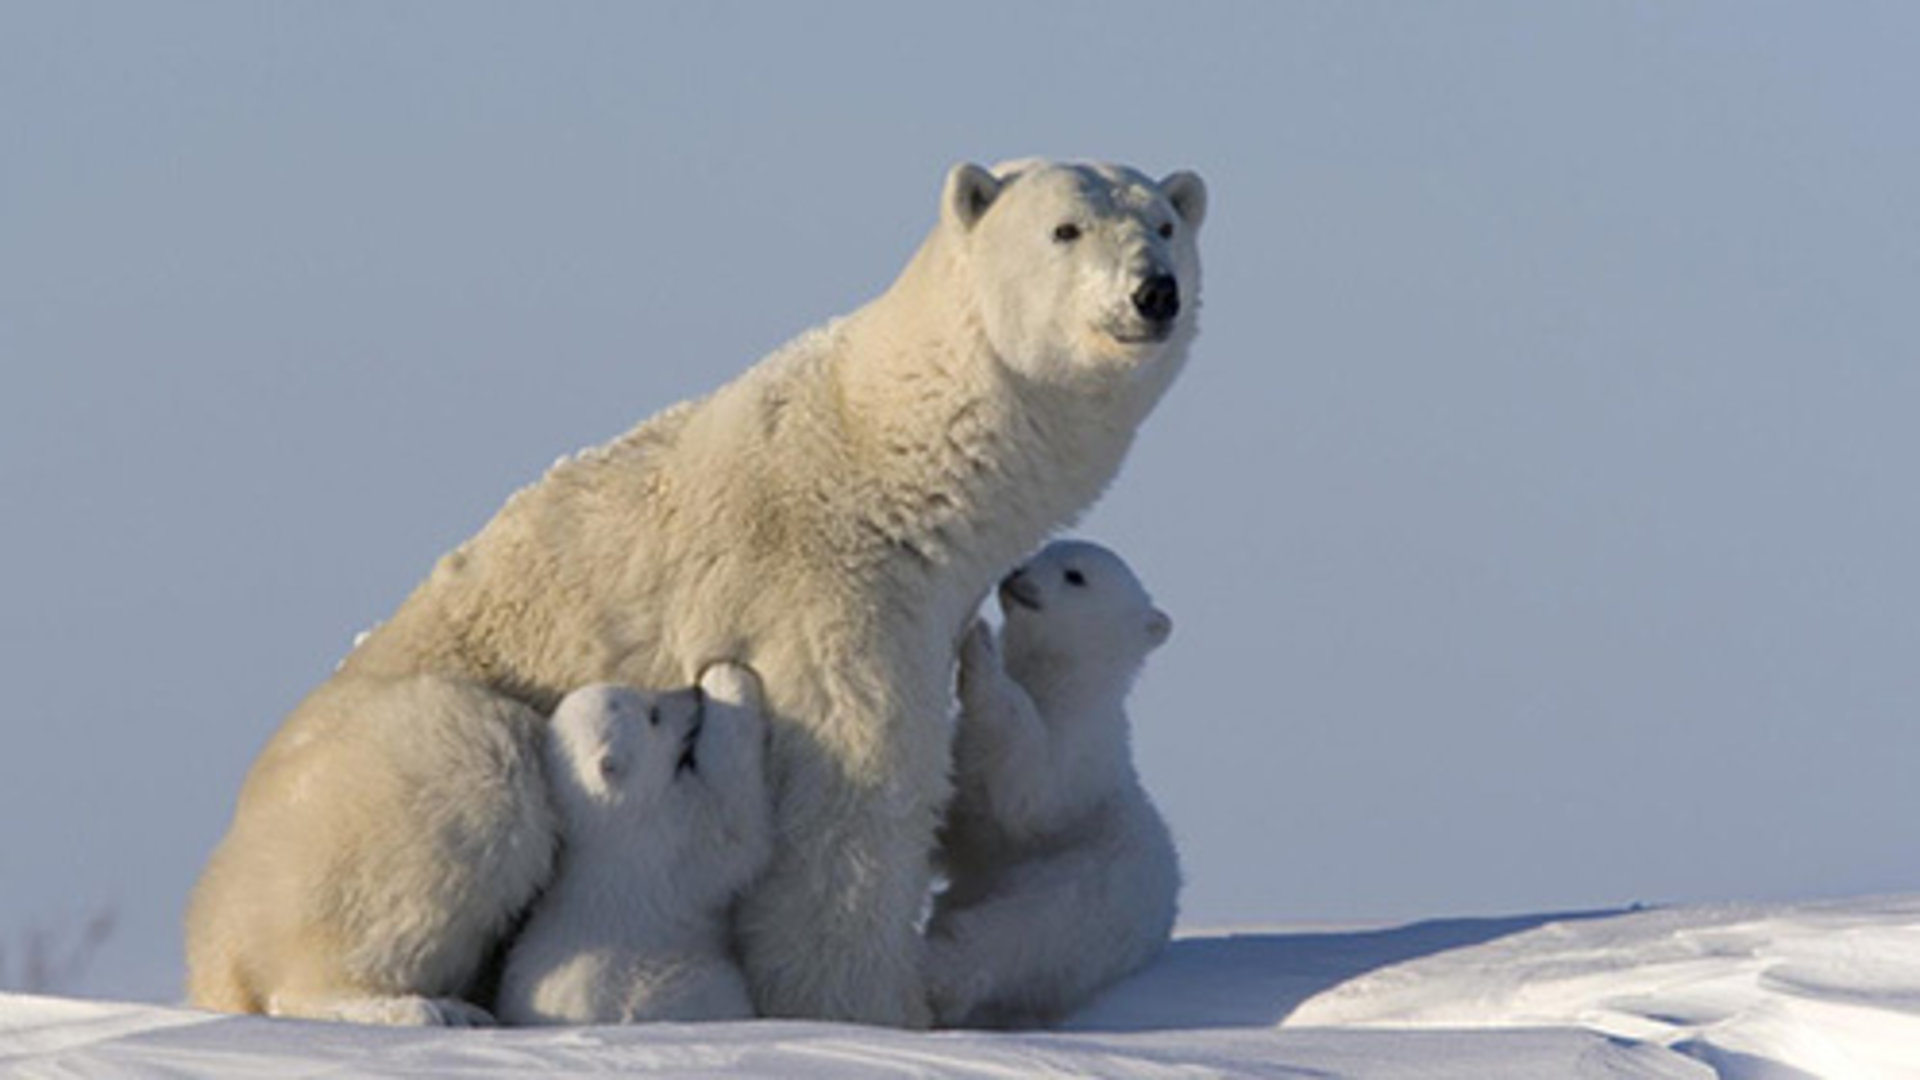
[496,664,771,1025]
[186,160,1206,1027]
[928,541,1181,1027]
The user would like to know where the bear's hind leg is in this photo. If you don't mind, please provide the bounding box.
[185,674,558,1022]
[266,990,495,1027]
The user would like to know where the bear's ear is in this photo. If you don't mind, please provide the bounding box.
[1160,170,1207,231]
[1145,608,1173,648]
[943,162,1002,232]
[597,751,626,784]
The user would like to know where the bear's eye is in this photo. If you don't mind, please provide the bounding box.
[1158,222,1175,240]
[1052,223,1081,243]
[647,706,661,727]
[1065,569,1087,587]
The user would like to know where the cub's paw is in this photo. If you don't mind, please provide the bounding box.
[696,660,769,769]
[957,621,1006,696]
[961,620,1000,671]
[698,660,764,712]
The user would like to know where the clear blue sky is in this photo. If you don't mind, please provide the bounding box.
[3,2,1916,1000]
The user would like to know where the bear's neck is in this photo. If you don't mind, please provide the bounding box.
[828,232,1151,613]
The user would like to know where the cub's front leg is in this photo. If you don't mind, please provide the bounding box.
[691,661,775,875]
[951,621,1075,839]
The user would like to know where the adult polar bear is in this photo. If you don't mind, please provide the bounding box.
[186,159,1207,1028]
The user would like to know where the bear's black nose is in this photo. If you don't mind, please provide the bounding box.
[1131,274,1180,325]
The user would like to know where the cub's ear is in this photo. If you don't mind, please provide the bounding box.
[597,751,626,784]
[1160,170,1207,231]
[944,162,1002,232]
[1145,608,1174,648]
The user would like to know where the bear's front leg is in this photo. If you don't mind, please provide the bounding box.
[735,779,938,1025]
[731,666,946,1027]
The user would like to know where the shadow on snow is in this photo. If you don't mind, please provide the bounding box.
[1061,908,1633,1032]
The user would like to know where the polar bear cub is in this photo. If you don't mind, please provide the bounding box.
[496,662,773,1025]
[927,540,1179,1027]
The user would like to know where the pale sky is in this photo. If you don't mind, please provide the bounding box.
[2,2,1916,1001]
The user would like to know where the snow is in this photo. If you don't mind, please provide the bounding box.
[5,897,1916,1078]
[1285,895,1920,1078]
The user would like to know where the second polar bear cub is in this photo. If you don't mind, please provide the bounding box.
[497,663,772,1025]
[928,540,1179,1027]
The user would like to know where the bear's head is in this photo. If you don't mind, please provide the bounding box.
[942,160,1207,392]
[545,683,708,827]
[997,539,1171,687]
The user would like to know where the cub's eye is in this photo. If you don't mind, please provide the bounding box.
[1064,570,1087,587]
[1052,223,1082,243]
[1158,222,1175,239]
[647,706,661,727]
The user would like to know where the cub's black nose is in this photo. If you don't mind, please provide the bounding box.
[999,570,1043,612]
[1131,274,1180,325]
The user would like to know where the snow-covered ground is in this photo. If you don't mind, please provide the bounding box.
[4,896,1916,1078]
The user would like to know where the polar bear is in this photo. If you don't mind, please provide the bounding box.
[185,159,1206,1028]
[496,663,771,1025]
[926,540,1180,1028]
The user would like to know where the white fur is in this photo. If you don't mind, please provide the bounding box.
[496,664,772,1025]
[928,540,1180,1028]
[185,160,1205,1027]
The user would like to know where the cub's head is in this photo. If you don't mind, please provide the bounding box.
[545,683,706,828]
[941,159,1207,392]
[998,539,1172,684]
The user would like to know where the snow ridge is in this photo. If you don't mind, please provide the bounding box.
[1284,896,1920,1079]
